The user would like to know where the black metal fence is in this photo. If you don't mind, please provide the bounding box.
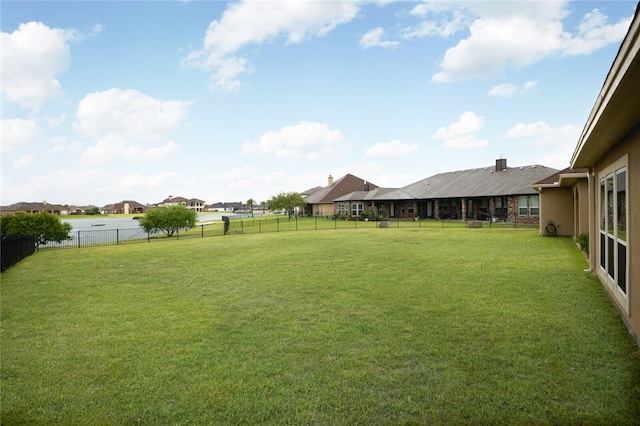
[31,216,537,253]
[1,235,36,272]
[224,216,538,235]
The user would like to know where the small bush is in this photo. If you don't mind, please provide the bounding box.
[577,233,589,253]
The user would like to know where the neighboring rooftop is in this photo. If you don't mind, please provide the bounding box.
[381,159,559,201]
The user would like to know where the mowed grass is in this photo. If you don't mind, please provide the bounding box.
[2,228,639,425]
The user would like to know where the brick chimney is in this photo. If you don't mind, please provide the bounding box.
[328,175,334,186]
[496,158,507,172]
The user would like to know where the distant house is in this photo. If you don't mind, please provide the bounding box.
[304,174,380,218]
[0,201,69,216]
[157,196,205,212]
[101,200,147,215]
[563,4,640,346]
[208,202,247,212]
[369,159,557,222]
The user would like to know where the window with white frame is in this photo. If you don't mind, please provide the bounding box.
[598,157,628,312]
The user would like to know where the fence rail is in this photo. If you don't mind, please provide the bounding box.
[1,235,36,272]
[32,216,537,253]
[225,216,538,235]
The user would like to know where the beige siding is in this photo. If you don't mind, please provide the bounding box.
[539,187,574,236]
[593,126,639,342]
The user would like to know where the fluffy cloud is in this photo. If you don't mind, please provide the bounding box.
[505,120,580,169]
[1,22,71,110]
[422,3,632,83]
[1,118,39,153]
[364,140,418,158]
[404,6,468,38]
[360,27,400,49]
[433,111,488,149]
[13,154,34,169]
[488,83,518,98]
[1,21,102,110]
[505,120,580,146]
[183,0,359,91]
[76,88,190,165]
[241,121,345,160]
[488,80,537,97]
[76,88,191,141]
[81,136,180,166]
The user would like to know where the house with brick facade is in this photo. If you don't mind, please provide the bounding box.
[336,159,557,223]
[304,174,379,218]
[156,196,205,212]
[0,201,69,216]
[101,200,148,215]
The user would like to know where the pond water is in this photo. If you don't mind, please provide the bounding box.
[62,213,227,231]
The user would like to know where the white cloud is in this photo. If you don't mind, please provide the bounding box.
[433,111,484,139]
[521,79,538,94]
[433,111,488,150]
[563,9,632,55]
[76,88,191,141]
[441,135,488,149]
[183,0,359,91]
[0,21,101,110]
[505,120,579,169]
[1,22,72,110]
[118,171,180,194]
[488,80,538,97]
[81,136,180,166]
[505,121,580,146]
[488,83,518,98]
[13,154,34,169]
[241,121,346,160]
[404,7,467,38]
[360,27,400,49]
[364,139,418,158]
[427,4,632,83]
[1,118,39,153]
[141,141,180,162]
[76,88,190,165]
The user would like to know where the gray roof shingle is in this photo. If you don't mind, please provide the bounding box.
[379,164,559,200]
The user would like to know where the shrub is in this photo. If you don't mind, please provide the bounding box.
[577,233,589,253]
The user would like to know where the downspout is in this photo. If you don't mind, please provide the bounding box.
[585,167,595,273]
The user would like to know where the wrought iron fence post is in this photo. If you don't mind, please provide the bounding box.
[78,230,81,248]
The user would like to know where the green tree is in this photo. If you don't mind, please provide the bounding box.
[0,212,72,248]
[138,205,197,237]
[267,192,306,218]
[246,198,255,217]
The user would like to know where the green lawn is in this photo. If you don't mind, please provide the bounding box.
[2,228,639,425]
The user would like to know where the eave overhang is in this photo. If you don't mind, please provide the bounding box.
[571,5,640,168]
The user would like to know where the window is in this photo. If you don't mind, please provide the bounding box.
[517,195,539,216]
[598,158,628,313]
[530,195,539,216]
[351,203,363,217]
[518,196,528,215]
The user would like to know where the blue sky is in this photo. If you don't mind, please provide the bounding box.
[1,1,635,207]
